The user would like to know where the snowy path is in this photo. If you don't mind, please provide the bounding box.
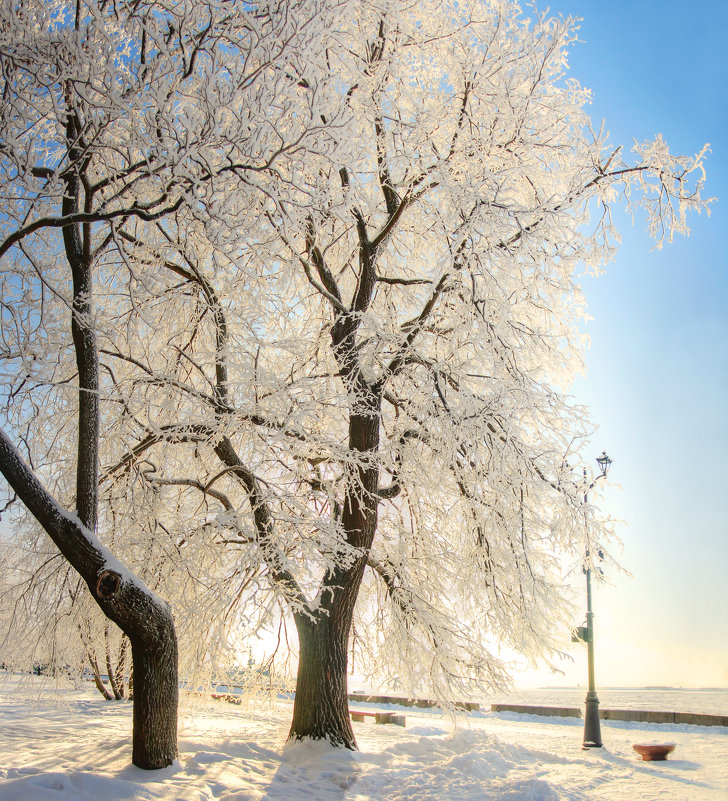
[0,684,725,800]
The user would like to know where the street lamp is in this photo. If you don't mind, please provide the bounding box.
[577,451,612,749]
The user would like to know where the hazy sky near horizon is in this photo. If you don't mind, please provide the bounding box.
[514,0,728,689]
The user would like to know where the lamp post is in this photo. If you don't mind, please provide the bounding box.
[579,451,612,749]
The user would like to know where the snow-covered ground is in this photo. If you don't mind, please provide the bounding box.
[1,681,726,801]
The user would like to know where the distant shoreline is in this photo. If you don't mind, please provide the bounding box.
[533,686,728,692]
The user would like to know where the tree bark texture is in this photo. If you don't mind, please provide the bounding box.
[17,116,179,769]
[130,623,179,769]
[289,612,356,748]
[62,114,99,536]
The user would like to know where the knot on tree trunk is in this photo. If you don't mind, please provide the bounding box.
[96,569,121,599]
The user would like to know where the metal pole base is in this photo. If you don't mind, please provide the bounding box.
[582,692,602,748]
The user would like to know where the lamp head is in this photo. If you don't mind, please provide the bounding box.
[596,451,612,477]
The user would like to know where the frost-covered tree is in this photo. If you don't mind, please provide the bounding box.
[83,0,708,749]
[1,0,709,753]
[0,0,347,766]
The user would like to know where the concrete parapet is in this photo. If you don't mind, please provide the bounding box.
[489,704,728,727]
[673,712,728,727]
[490,704,581,718]
[600,708,675,723]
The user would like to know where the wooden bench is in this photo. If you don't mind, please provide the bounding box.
[350,709,406,726]
[211,692,242,705]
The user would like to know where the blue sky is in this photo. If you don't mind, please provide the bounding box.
[517,0,728,688]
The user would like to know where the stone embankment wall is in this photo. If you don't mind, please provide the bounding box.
[490,703,728,727]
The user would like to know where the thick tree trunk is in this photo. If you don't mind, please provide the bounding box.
[17,114,179,768]
[289,612,355,748]
[131,625,179,769]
